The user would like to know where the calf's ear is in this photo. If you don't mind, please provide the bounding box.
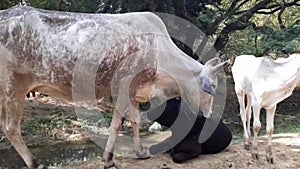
[212,59,230,74]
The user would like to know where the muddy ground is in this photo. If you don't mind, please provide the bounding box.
[0,81,300,169]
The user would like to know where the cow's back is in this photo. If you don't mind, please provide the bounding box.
[0,6,167,99]
[232,55,259,94]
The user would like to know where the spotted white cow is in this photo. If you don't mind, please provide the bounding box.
[232,54,300,164]
[0,6,229,169]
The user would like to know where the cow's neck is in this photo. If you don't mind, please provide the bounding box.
[293,56,300,87]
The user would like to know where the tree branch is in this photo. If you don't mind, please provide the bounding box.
[96,0,113,13]
[205,0,240,36]
[214,0,273,51]
[278,1,286,30]
[235,0,251,11]
[255,7,281,14]
[256,0,300,14]
[148,0,158,12]
[173,0,186,18]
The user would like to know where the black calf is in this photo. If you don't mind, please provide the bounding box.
[147,98,232,163]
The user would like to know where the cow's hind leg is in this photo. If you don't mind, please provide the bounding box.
[0,96,46,169]
[251,103,261,160]
[265,105,276,164]
[246,95,252,142]
[235,90,250,150]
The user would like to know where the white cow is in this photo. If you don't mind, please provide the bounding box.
[0,6,229,169]
[232,54,300,164]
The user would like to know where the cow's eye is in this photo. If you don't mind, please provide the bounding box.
[211,83,216,89]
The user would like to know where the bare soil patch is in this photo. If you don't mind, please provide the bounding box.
[68,133,300,169]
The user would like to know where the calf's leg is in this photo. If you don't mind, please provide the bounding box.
[235,90,250,150]
[251,103,261,159]
[246,95,252,142]
[265,105,276,164]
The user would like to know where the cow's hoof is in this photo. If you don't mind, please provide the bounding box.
[38,165,48,169]
[266,155,274,164]
[31,159,48,169]
[265,146,274,164]
[31,165,47,169]
[136,149,150,159]
[244,143,251,150]
[104,161,121,169]
[251,153,259,160]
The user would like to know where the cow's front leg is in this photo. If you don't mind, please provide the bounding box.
[103,110,123,169]
[265,105,276,164]
[1,96,46,169]
[129,101,149,158]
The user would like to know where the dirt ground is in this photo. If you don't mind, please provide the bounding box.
[68,133,300,169]
[1,81,300,169]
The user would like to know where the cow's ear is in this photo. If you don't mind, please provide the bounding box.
[205,57,221,66]
[212,59,230,74]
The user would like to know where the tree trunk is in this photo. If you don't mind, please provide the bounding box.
[173,0,186,18]
[214,0,273,51]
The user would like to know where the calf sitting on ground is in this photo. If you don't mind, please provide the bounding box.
[147,97,232,163]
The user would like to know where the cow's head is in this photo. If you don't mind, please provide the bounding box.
[198,57,230,118]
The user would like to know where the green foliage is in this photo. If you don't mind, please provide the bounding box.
[258,25,300,55]
[26,0,60,10]
[226,24,300,57]
[224,1,300,58]
[223,27,257,57]
[22,110,77,136]
[276,119,300,134]
[0,0,103,12]
[25,0,102,12]
[0,0,22,9]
